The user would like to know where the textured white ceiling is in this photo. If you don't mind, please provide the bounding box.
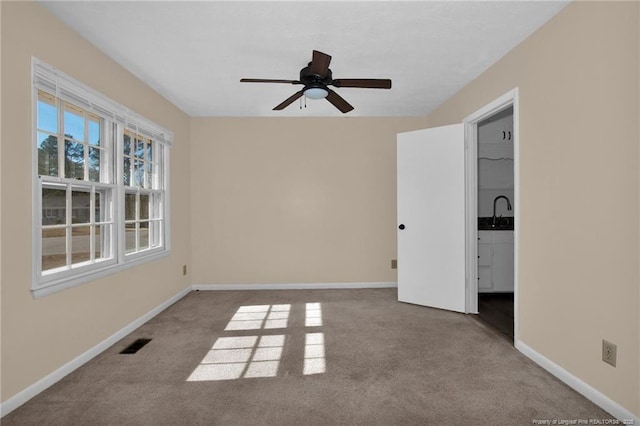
[40,1,568,117]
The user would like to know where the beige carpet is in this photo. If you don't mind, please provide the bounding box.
[3,289,612,425]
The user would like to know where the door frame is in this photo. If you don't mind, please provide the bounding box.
[463,88,520,341]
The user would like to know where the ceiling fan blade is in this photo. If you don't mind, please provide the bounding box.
[273,91,304,110]
[326,89,354,114]
[241,78,300,84]
[310,50,332,78]
[332,79,392,89]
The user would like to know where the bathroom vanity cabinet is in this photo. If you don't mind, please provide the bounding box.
[478,230,514,293]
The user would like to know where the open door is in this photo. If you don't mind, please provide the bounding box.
[397,124,466,313]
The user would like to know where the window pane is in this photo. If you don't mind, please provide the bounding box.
[135,137,145,158]
[42,228,67,271]
[146,162,153,189]
[37,95,57,133]
[146,141,153,162]
[42,187,66,225]
[95,190,108,223]
[154,162,162,190]
[95,224,110,260]
[89,147,101,182]
[134,160,144,187]
[150,220,161,248]
[38,133,58,177]
[140,194,149,220]
[125,223,136,253]
[71,190,91,224]
[157,143,164,163]
[152,193,162,219]
[155,145,163,188]
[88,117,100,146]
[140,222,149,250]
[123,157,131,186]
[124,132,131,155]
[65,140,85,179]
[125,193,136,220]
[71,226,91,264]
[64,104,84,142]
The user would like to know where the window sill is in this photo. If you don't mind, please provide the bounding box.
[31,249,170,299]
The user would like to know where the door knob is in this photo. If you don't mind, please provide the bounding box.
[398,224,405,230]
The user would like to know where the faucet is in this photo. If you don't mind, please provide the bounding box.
[492,195,512,227]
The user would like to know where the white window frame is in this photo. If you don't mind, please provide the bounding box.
[120,127,166,260]
[31,58,172,298]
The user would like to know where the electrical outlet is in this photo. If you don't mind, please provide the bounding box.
[602,339,617,367]
[391,259,397,269]
[182,265,187,276]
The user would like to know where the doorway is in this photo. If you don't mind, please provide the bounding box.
[463,89,519,343]
[476,107,514,340]
[396,89,519,340]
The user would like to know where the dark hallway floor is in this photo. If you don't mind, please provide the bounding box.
[476,292,514,341]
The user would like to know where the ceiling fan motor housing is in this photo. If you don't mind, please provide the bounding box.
[300,63,333,87]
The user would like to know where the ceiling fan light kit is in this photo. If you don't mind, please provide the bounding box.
[240,50,392,114]
[304,86,328,99]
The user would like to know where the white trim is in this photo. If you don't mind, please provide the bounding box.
[116,123,126,264]
[32,58,172,145]
[31,65,42,290]
[515,340,640,423]
[462,88,520,344]
[0,286,191,417]
[463,109,479,314]
[192,282,398,291]
[32,250,170,299]
[162,144,171,251]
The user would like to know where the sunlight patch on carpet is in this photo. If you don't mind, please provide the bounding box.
[303,332,326,375]
[225,304,291,331]
[189,302,327,381]
[187,335,284,381]
[305,302,322,327]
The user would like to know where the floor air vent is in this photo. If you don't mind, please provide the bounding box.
[120,338,152,354]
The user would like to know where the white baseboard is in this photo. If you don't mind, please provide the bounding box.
[0,286,192,418]
[192,282,398,291]
[515,340,639,423]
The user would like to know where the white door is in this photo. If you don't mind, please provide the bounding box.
[397,124,466,313]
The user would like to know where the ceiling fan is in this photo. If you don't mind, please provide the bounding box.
[240,50,392,114]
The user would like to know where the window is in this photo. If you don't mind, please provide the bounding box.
[38,92,115,278]
[32,58,172,298]
[123,130,164,255]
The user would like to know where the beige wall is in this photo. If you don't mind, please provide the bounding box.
[0,2,191,402]
[428,2,640,415]
[190,117,426,285]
